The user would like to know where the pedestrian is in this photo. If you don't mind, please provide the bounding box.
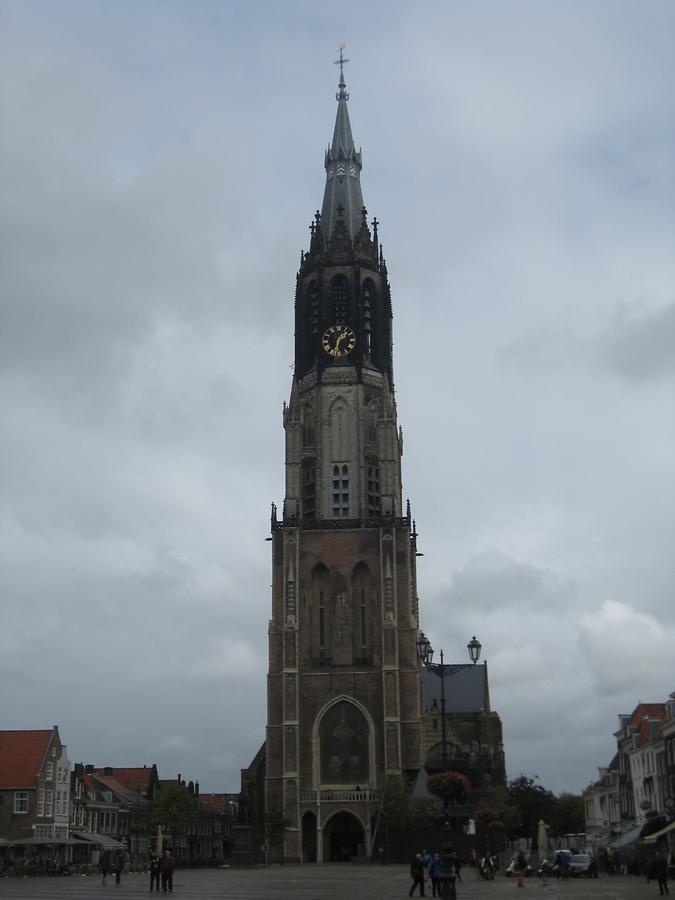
[429,852,444,898]
[651,851,669,896]
[422,847,432,890]
[160,849,174,893]
[409,852,426,897]
[149,854,161,892]
[113,850,124,885]
[99,851,110,886]
[516,850,527,888]
[480,852,494,880]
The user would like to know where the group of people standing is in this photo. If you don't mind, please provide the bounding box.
[409,848,464,898]
[98,848,174,891]
[149,849,174,892]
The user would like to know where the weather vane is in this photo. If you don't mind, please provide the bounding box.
[334,42,349,99]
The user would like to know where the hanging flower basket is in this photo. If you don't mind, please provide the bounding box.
[426,771,470,805]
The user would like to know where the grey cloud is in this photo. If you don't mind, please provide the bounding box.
[599,302,675,381]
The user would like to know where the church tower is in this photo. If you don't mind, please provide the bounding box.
[266,54,424,863]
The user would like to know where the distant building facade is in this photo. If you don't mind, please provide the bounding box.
[0,727,70,847]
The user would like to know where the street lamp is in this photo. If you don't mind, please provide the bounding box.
[417,634,482,900]
[416,632,482,827]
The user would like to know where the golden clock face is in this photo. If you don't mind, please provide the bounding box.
[322,324,356,358]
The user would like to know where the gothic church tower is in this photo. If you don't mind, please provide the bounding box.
[266,56,423,863]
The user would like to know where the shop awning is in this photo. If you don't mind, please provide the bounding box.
[72,832,126,850]
[10,837,89,846]
[643,819,675,844]
[607,822,645,849]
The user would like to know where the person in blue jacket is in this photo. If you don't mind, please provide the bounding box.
[429,852,445,898]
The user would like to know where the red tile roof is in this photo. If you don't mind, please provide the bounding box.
[629,703,666,726]
[0,729,56,789]
[199,794,226,814]
[95,767,155,793]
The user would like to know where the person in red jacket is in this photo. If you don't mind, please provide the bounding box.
[160,849,174,893]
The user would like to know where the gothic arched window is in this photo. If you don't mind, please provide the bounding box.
[367,466,380,514]
[332,464,349,517]
[352,563,371,654]
[319,700,370,785]
[362,279,376,353]
[303,461,316,519]
[330,276,349,323]
[302,404,315,446]
[306,282,319,334]
[311,564,330,656]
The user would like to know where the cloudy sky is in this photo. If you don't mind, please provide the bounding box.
[2,0,674,796]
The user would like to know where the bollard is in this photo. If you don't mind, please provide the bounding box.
[440,872,457,900]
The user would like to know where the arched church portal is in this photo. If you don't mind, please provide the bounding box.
[323,810,365,863]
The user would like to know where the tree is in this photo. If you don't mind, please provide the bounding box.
[264,805,291,863]
[556,793,585,837]
[506,775,557,840]
[380,777,436,830]
[151,782,200,834]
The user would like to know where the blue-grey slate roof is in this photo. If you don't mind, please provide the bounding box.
[422,664,490,713]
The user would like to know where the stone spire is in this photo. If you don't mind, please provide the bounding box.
[320,46,365,242]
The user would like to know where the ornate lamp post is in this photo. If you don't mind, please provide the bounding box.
[416,633,482,827]
[417,634,481,899]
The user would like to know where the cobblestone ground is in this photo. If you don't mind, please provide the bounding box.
[0,867,663,900]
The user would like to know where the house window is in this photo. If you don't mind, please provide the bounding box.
[319,591,325,648]
[46,790,53,817]
[14,792,28,814]
[332,464,349,516]
[367,466,380,513]
[37,789,45,817]
[46,762,53,780]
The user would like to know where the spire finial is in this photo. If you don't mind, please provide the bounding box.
[334,42,350,100]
